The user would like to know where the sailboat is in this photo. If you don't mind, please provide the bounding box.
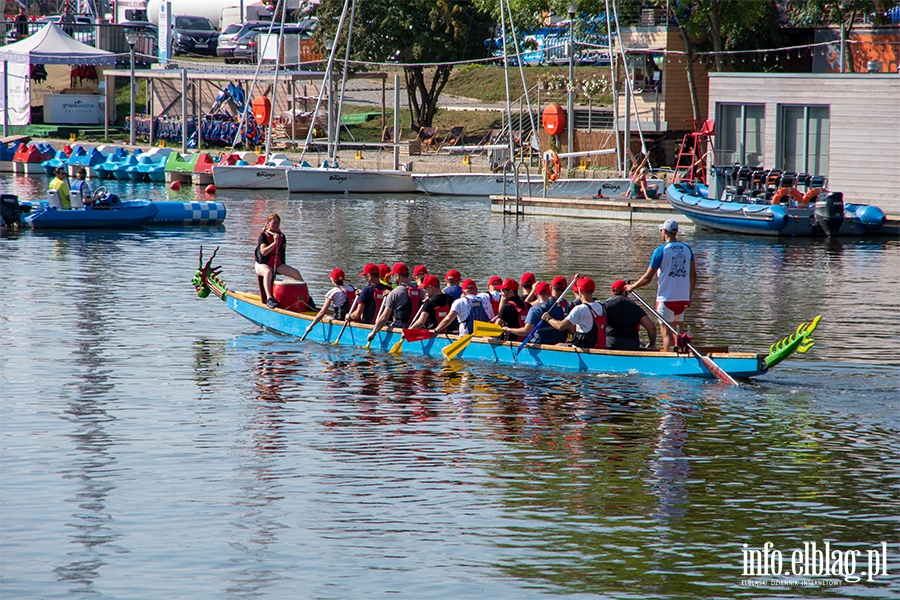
[411,0,662,199]
[284,0,416,194]
[211,1,295,191]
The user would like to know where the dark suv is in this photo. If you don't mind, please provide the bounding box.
[173,15,218,55]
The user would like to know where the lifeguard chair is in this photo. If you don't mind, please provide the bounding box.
[674,119,715,184]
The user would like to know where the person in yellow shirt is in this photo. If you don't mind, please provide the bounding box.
[49,167,71,208]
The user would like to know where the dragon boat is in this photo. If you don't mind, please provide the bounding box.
[667,166,892,237]
[191,247,820,380]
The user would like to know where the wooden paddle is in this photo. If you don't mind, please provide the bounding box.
[515,274,579,357]
[629,290,739,386]
[441,320,505,360]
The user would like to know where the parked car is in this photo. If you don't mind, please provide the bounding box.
[232,25,308,64]
[172,15,218,55]
[217,21,269,63]
[37,14,95,45]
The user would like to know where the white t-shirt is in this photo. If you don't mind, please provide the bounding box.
[649,241,694,302]
[565,301,605,334]
[325,284,355,308]
[450,294,495,334]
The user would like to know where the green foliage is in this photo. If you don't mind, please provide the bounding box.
[315,0,493,129]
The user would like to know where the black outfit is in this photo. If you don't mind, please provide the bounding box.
[497,295,528,342]
[15,14,28,38]
[357,282,390,324]
[421,293,458,333]
[255,230,286,266]
[604,295,647,351]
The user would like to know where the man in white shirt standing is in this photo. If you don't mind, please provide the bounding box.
[626,220,696,352]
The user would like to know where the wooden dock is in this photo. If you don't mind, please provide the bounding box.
[489,194,690,224]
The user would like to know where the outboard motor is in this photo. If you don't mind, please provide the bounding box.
[0,194,30,227]
[814,191,844,236]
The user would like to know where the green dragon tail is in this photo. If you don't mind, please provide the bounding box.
[764,315,822,370]
[191,246,229,301]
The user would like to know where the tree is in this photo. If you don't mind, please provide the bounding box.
[314,0,493,130]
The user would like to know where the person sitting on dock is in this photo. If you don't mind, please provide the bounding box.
[542,276,606,349]
[494,278,529,342]
[49,167,71,208]
[626,219,695,352]
[624,155,659,200]
[409,275,458,333]
[304,269,356,337]
[255,213,306,309]
[71,168,91,205]
[349,263,390,324]
[501,281,566,346]
[367,263,421,344]
[431,279,495,337]
[443,269,463,300]
[605,279,656,351]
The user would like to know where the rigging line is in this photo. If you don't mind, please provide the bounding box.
[299,0,352,163]
[333,0,358,160]
[228,0,285,155]
[612,0,647,158]
[604,0,622,175]
[264,0,290,160]
[499,0,515,167]
[504,0,538,152]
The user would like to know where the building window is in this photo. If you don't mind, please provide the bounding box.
[717,104,764,166]
[779,105,829,176]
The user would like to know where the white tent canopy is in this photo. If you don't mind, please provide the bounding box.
[0,23,116,65]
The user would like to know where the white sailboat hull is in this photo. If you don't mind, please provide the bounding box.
[286,167,417,194]
[212,165,290,190]
[412,173,658,199]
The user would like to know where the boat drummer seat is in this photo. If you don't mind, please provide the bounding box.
[48,189,63,209]
[70,189,85,209]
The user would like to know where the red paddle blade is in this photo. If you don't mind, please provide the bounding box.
[701,355,739,386]
[402,328,434,342]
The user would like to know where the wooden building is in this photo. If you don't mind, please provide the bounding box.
[707,72,900,213]
[616,25,711,164]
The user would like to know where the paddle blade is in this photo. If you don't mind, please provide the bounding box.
[442,334,474,360]
[701,354,739,386]
[402,328,434,342]
[472,321,503,337]
[389,339,404,354]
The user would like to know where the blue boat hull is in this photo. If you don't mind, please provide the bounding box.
[24,201,159,229]
[667,183,887,237]
[222,290,767,379]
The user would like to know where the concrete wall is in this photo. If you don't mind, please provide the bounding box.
[708,73,900,213]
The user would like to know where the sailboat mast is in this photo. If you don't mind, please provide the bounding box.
[264,0,289,161]
[500,0,515,165]
[605,0,621,175]
[333,0,358,161]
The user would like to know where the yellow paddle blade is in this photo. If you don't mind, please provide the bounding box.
[442,334,474,360]
[472,321,503,337]
[389,339,404,354]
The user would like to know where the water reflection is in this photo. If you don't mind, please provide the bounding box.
[54,235,123,593]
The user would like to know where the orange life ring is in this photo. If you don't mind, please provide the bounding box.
[801,188,820,208]
[771,187,804,207]
[543,150,560,182]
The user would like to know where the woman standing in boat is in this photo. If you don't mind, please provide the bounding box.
[255,213,306,309]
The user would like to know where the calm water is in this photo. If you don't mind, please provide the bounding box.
[1,174,898,599]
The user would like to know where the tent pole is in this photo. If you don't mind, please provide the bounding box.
[3,61,8,138]
[104,72,111,141]
[181,68,187,154]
